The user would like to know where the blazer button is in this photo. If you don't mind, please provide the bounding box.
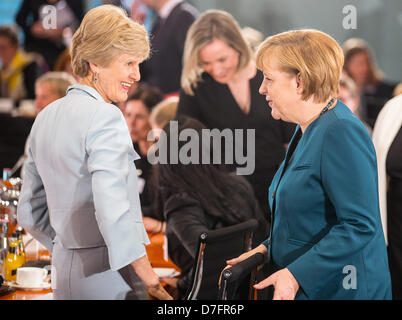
[267,237,271,245]
[271,191,275,198]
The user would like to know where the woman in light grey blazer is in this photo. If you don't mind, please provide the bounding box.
[17,5,172,300]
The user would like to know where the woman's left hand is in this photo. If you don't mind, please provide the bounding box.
[143,217,165,233]
[253,268,299,300]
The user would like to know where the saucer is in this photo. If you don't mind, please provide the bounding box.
[5,281,51,291]
[153,267,180,278]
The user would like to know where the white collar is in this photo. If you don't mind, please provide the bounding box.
[158,0,182,19]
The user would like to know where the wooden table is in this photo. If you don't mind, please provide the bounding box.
[1,246,52,300]
[0,232,178,300]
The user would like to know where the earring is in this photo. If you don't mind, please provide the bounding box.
[93,72,98,84]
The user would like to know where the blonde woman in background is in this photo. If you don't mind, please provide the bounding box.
[17,5,172,300]
[149,96,179,140]
[177,10,295,221]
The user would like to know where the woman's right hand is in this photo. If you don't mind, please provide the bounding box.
[145,281,174,300]
[131,255,173,300]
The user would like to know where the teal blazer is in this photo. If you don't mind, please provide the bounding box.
[263,101,392,299]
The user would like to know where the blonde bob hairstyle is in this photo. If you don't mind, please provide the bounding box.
[150,96,179,129]
[256,29,344,104]
[181,10,252,95]
[70,5,150,78]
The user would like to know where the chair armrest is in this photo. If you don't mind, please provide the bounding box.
[222,252,265,284]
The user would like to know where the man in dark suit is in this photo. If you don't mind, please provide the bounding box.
[140,0,198,95]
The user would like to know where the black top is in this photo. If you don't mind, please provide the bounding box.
[360,81,397,128]
[386,126,402,299]
[177,71,296,218]
[161,174,268,298]
[386,126,402,224]
[0,113,34,175]
[140,2,198,94]
[387,126,402,180]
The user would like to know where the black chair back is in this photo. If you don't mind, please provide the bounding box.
[185,219,258,300]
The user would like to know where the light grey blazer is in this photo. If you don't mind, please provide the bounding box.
[17,84,150,298]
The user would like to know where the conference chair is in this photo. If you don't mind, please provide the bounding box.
[218,252,265,300]
[185,219,258,300]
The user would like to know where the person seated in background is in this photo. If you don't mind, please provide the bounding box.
[149,96,179,140]
[338,72,372,135]
[34,71,76,113]
[153,115,269,299]
[14,71,76,176]
[139,0,199,95]
[137,95,179,234]
[124,84,164,230]
[0,25,42,102]
[343,38,397,129]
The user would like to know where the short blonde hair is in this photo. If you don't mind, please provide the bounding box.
[343,38,383,85]
[70,5,149,78]
[36,71,76,97]
[181,10,252,95]
[150,96,179,128]
[256,29,344,103]
[339,73,358,99]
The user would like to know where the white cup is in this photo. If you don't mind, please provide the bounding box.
[16,267,48,287]
[0,98,13,113]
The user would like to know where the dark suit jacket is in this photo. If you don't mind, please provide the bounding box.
[263,101,392,299]
[0,113,34,175]
[140,2,198,94]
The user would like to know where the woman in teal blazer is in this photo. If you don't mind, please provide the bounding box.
[226,29,392,300]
